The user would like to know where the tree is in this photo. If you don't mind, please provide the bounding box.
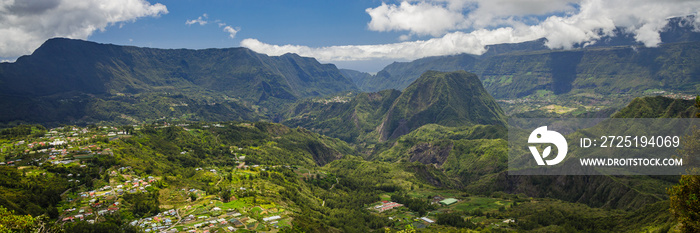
[669,175,700,232]
[436,212,475,228]
[47,205,59,219]
[221,189,232,203]
[0,206,36,233]
[667,95,700,232]
[123,192,160,218]
[189,192,197,202]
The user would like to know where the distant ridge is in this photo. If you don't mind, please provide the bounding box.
[353,16,700,98]
[0,38,357,125]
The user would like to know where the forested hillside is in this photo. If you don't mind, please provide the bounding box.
[0,38,357,126]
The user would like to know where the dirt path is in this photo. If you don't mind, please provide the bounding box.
[330,177,339,190]
[215,172,224,187]
[323,178,340,207]
[165,207,184,231]
[60,188,72,197]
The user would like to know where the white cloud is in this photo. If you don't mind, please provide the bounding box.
[241,29,538,62]
[186,14,239,39]
[0,0,167,57]
[244,0,700,62]
[366,1,467,37]
[186,13,208,26]
[223,26,239,39]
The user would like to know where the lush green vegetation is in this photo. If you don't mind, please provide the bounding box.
[0,34,698,232]
[0,38,358,126]
[284,71,506,146]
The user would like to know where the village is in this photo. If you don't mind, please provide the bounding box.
[0,125,295,232]
[0,124,521,232]
[55,162,295,232]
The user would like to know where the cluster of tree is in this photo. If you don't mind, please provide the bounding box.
[0,206,35,233]
[0,124,45,139]
[509,204,616,232]
[220,189,232,202]
[667,96,700,232]
[0,166,69,216]
[61,213,142,233]
[304,173,337,189]
[123,192,160,218]
[390,193,435,217]
[436,212,475,229]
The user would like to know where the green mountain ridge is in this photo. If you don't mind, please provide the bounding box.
[0,38,357,126]
[283,70,506,144]
[356,42,700,100]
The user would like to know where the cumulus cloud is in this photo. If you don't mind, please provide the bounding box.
[366,1,467,37]
[223,26,239,39]
[186,13,208,26]
[0,0,167,57]
[244,0,700,62]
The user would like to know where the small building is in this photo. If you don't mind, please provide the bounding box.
[263,216,281,222]
[439,198,458,206]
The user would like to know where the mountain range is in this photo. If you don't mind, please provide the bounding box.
[2,15,700,127]
[351,16,700,100]
[0,38,357,126]
[354,41,700,100]
[1,16,699,233]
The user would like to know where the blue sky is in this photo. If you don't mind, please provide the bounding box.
[1,0,699,72]
[90,1,402,50]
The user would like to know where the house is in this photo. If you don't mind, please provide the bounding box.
[377,202,403,212]
[420,217,435,223]
[439,198,458,206]
[231,219,244,227]
[263,216,282,222]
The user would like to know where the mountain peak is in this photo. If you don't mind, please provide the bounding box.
[378,70,506,141]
